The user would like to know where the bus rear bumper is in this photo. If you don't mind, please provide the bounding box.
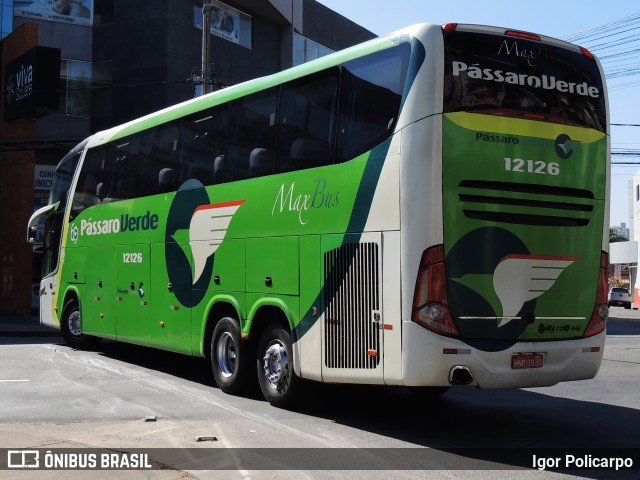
[401,322,605,389]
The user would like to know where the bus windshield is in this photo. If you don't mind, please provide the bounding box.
[48,152,80,206]
[443,28,606,132]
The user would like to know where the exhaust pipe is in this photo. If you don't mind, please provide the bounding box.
[449,365,473,385]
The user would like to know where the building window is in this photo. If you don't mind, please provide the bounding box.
[1,0,13,40]
[293,34,333,66]
[59,60,112,117]
[93,0,114,26]
[194,1,252,49]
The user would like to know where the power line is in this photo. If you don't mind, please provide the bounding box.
[563,13,640,92]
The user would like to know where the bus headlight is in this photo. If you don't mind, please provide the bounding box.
[598,305,609,320]
[419,304,444,322]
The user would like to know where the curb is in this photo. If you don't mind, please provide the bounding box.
[0,314,60,337]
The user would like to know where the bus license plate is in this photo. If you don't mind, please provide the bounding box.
[511,353,544,369]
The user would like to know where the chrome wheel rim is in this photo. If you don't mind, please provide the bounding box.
[262,340,289,389]
[215,331,237,378]
[68,309,82,337]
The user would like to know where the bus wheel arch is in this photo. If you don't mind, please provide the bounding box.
[203,300,242,359]
[60,292,100,349]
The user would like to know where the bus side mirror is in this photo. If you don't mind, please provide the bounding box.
[26,203,56,243]
[28,226,37,244]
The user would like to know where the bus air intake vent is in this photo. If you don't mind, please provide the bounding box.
[324,242,380,369]
[458,180,594,227]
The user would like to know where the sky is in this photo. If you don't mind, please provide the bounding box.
[317,0,640,229]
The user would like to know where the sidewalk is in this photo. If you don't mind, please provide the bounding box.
[0,312,59,336]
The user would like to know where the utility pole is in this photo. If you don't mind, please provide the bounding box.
[201,1,213,96]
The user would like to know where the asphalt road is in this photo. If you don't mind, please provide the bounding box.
[0,312,638,480]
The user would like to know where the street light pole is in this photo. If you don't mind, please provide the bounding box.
[201,2,213,96]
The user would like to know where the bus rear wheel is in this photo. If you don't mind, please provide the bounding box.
[257,323,301,408]
[60,299,100,349]
[210,317,252,395]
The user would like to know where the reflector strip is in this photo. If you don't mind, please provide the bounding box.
[582,347,601,353]
[443,348,472,355]
[383,324,393,330]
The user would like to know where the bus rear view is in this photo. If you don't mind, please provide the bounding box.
[409,24,609,389]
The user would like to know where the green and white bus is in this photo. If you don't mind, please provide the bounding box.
[28,23,610,407]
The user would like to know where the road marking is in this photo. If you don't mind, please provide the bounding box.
[0,379,30,382]
[138,425,181,437]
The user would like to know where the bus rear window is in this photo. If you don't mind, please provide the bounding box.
[443,30,606,132]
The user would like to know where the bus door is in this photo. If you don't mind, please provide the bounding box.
[321,233,384,383]
[114,244,151,343]
[148,241,192,354]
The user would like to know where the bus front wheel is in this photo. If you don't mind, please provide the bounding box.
[257,323,301,408]
[60,299,100,349]
[210,317,252,395]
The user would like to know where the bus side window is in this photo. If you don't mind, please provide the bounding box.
[276,67,339,173]
[336,43,410,162]
[104,140,138,202]
[226,87,278,182]
[180,104,229,186]
[139,122,181,194]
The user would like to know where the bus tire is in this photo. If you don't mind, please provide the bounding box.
[256,323,301,408]
[210,317,252,395]
[60,298,100,349]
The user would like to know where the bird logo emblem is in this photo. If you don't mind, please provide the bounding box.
[555,134,580,159]
[188,200,245,285]
[493,254,578,327]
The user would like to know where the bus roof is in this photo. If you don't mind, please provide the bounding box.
[84,21,598,152]
[86,24,434,150]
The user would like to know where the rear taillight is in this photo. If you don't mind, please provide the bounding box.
[412,245,460,337]
[505,30,541,41]
[584,251,609,337]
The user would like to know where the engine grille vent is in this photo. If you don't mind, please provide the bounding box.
[324,242,380,369]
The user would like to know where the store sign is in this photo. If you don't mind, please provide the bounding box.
[3,47,61,121]
[209,1,241,45]
[194,1,252,49]
[14,0,94,27]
